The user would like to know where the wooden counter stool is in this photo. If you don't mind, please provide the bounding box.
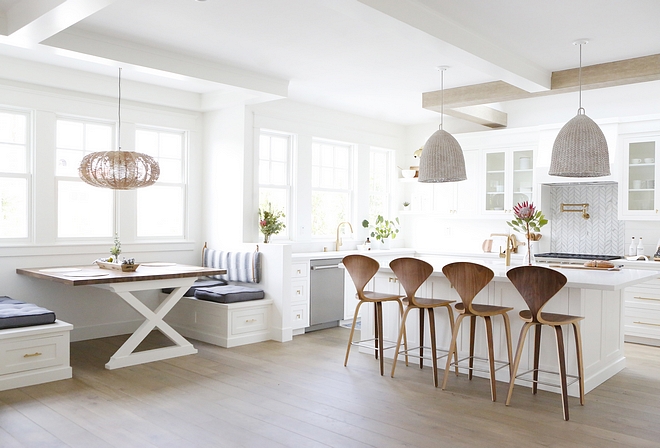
[441,262,513,402]
[389,257,457,387]
[505,266,584,421]
[343,254,407,376]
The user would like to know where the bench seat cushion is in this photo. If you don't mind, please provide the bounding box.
[162,278,227,297]
[194,285,265,304]
[0,296,56,330]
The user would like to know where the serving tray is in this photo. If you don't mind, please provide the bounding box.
[96,261,140,272]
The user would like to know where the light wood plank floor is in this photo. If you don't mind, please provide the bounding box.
[1,327,660,447]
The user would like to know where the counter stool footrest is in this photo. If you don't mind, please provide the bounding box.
[515,368,580,389]
[351,339,397,352]
[450,355,510,374]
[399,346,450,362]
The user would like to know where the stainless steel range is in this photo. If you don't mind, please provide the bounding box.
[534,252,623,264]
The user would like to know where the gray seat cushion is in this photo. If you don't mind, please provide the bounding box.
[161,278,227,297]
[194,285,265,304]
[0,296,56,330]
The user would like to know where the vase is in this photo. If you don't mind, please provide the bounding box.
[380,238,390,250]
[263,234,271,243]
[524,233,532,266]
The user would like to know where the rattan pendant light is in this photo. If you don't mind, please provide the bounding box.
[549,40,610,177]
[419,66,466,183]
[78,68,160,189]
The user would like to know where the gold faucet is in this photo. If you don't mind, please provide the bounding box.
[491,233,519,266]
[336,222,354,251]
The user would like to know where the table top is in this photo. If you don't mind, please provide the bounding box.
[16,264,227,287]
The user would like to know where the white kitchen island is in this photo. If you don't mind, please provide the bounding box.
[358,257,660,397]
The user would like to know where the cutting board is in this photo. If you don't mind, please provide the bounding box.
[548,264,621,271]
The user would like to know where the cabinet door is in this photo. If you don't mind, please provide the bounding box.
[483,148,534,216]
[620,138,659,219]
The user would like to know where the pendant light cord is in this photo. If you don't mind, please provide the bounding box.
[440,68,444,131]
[118,67,122,151]
[578,43,583,113]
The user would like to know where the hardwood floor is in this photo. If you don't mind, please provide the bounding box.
[1,327,660,447]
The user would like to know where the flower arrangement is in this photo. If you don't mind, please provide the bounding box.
[362,215,400,241]
[109,233,121,262]
[259,203,286,243]
[506,201,547,265]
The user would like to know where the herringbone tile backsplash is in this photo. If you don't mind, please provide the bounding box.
[549,183,624,255]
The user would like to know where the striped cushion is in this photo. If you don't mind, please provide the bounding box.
[203,248,261,283]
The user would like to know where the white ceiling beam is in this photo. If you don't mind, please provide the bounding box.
[3,0,116,44]
[357,0,551,92]
[443,105,508,129]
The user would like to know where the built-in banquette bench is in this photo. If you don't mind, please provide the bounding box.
[165,245,273,348]
[0,296,72,391]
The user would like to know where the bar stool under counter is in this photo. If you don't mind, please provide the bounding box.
[342,254,407,375]
[505,266,584,421]
[441,262,514,402]
[389,257,457,387]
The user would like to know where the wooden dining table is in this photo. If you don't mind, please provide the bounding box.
[16,263,226,370]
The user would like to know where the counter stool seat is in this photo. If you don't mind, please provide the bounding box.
[505,265,585,421]
[441,262,513,402]
[343,254,407,376]
[389,258,457,387]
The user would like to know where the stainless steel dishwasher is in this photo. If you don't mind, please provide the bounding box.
[308,258,345,332]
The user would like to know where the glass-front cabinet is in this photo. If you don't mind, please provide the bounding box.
[483,148,534,215]
[621,137,660,219]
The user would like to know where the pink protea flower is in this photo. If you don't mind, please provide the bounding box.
[513,201,535,221]
[260,219,267,228]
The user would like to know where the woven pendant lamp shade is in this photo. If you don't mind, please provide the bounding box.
[79,150,160,189]
[549,111,610,177]
[419,129,467,182]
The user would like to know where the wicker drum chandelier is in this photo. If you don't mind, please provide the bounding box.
[78,68,160,189]
[419,66,467,183]
[549,40,610,177]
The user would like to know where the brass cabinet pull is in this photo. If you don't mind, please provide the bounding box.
[633,296,660,302]
[388,277,398,283]
[23,352,42,358]
[633,321,660,327]
[245,318,257,323]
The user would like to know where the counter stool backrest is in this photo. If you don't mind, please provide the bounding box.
[441,262,494,312]
[389,257,434,305]
[506,266,567,324]
[343,255,380,299]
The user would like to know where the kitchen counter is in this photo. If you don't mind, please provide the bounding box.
[292,248,415,260]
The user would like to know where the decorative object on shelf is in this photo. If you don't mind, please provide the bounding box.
[403,201,410,211]
[401,169,416,178]
[506,201,547,266]
[362,215,400,249]
[109,233,121,262]
[550,40,610,177]
[78,68,160,189]
[259,202,285,243]
[419,67,466,183]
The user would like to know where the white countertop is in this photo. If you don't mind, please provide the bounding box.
[292,248,415,260]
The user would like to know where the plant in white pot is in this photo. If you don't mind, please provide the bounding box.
[362,215,399,249]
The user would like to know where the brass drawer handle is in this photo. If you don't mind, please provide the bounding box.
[633,296,660,302]
[388,277,398,283]
[23,352,42,358]
[245,318,258,323]
[633,321,660,327]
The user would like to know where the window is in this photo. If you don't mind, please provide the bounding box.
[55,119,114,238]
[135,128,186,237]
[368,148,393,221]
[311,140,352,237]
[0,110,29,239]
[258,131,291,239]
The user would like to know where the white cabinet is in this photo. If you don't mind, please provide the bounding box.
[619,137,660,219]
[624,277,660,346]
[483,148,534,215]
[290,261,310,334]
[403,149,478,217]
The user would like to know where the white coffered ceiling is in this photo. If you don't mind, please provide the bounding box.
[0,0,659,125]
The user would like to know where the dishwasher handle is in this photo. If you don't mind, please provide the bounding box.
[311,264,341,271]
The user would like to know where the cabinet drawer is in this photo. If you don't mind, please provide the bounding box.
[291,262,308,278]
[625,314,660,339]
[625,289,660,311]
[0,334,66,376]
[291,303,309,330]
[231,307,269,335]
[291,280,307,302]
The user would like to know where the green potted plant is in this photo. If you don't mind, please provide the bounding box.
[362,215,399,249]
[259,203,286,243]
[403,201,410,211]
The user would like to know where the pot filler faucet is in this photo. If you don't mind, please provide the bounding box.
[491,233,520,266]
[336,221,354,251]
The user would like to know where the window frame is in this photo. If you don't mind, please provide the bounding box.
[368,146,394,223]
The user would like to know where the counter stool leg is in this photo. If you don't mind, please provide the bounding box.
[554,325,570,421]
[442,314,466,390]
[445,305,459,375]
[506,322,533,406]
[484,316,497,401]
[376,302,385,375]
[573,322,585,405]
[468,315,476,380]
[533,324,542,395]
[419,308,425,369]
[344,301,364,367]
[502,312,513,378]
[397,300,409,366]
[391,306,412,378]
[428,308,438,387]
[374,304,380,361]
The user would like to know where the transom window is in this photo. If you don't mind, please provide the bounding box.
[0,110,30,240]
[311,140,353,237]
